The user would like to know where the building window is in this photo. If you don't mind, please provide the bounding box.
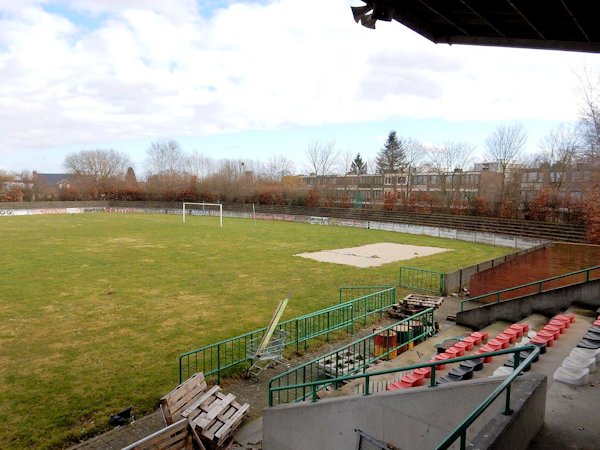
[522,171,540,183]
[550,171,563,183]
[412,175,426,185]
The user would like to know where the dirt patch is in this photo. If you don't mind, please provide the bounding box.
[296,242,449,268]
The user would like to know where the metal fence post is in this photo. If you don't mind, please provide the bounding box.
[217,345,221,384]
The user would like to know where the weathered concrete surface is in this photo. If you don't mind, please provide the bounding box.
[470,375,546,450]
[263,375,545,450]
[456,280,600,330]
[528,307,600,449]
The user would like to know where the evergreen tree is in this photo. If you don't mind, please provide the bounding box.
[376,131,406,173]
[349,153,367,175]
[125,167,138,188]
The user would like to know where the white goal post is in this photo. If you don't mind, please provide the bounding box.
[182,202,223,227]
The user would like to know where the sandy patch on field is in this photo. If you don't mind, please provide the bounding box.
[296,243,449,268]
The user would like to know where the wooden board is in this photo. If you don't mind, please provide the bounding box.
[122,419,194,450]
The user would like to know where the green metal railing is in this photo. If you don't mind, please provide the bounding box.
[338,285,394,303]
[178,287,396,383]
[460,265,600,312]
[399,266,445,295]
[268,345,539,450]
[268,308,435,405]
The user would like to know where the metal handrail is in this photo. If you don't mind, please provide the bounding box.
[339,285,395,303]
[268,308,435,405]
[460,265,600,311]
[178,286,396,383]
[399,266,445,295]
[268,345,539,450]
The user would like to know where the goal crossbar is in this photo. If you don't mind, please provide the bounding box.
[182,202,223,227]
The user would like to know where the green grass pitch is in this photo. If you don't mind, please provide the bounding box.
[0,212,513,448]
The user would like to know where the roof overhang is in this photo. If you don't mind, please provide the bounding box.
[352,1,600,53]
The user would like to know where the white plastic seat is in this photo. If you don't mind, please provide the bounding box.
[562,356,597,373]
[553,367,590,386]
[492,366,513,377]
[570,347,600,362]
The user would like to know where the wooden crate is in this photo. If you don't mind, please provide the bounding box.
[160,373,249,449]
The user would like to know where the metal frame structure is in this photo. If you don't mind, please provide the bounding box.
[182,202,223,227]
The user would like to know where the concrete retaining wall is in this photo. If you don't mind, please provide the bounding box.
[263,375,546,450]
[456,279,600,330]
[0,201,108,210]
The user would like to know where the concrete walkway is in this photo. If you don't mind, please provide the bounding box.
[528,307,600,449]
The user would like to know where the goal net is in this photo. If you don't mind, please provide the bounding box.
[182,202,223,227]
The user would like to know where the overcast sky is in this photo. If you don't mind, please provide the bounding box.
[1,0,600,174]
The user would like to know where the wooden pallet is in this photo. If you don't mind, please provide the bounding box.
[403,294,444,309]
[122,418,196,450]
[317,351,365,378]
[160,373,249,449]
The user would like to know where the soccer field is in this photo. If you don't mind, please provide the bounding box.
[0,212,513,448]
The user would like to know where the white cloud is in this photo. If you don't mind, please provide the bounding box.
[0,0,599,161]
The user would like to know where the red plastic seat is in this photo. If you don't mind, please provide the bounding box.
[445,346,464,358]
[462,336,478,346]
[549,319,567,333]
[516,323,530,333]
[413,367,431,378]
[455,340,473,351]
[476,344,497,363]
[542,325,561,340]
[471,331,488,343]
[536,330,555,346]
[502,329,519,342]
[552,316,571,328]
[432,353,450,370]
[403,373,425,387]
[468,334,482,346]
[489,337,510,349]
[387,380,412,390]
[509,324,524,338]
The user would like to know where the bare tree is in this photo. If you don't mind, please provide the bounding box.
[265,155,295,181]
[401,137,425,205]
[425,141,475,208]
[485,123,527,200]
[185,152,215,179]
[337,150,354,175]
[145,140,186,178]
[64,149,131,180]
[305,141,339,177]
[536,123,583,194]
[576,68,600,160]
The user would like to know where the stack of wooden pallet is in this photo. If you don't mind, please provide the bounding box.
[160,372,250,449]
[403,294,444,309]
[317,350,365,378]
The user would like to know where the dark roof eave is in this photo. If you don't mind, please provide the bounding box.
[433,35,600,54]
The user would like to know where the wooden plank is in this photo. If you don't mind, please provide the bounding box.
[181,385,221,418]
[202,419,224,441]
[204,394,235,421]
[217,405,235,422]
[122,419,192,450]
[161,374,208,423]
[215,403,249,444]
[193,414,217,431]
